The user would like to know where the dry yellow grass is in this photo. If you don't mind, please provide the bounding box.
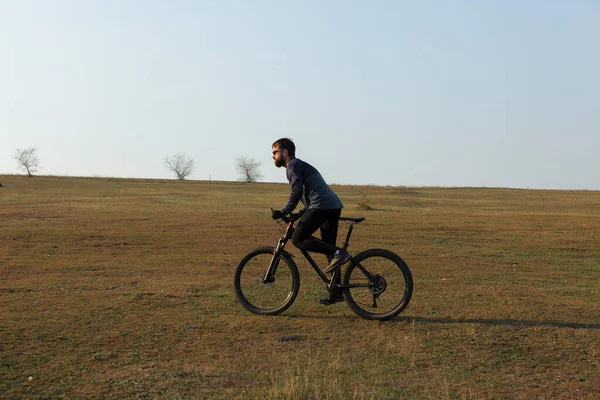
[1,175,599,398]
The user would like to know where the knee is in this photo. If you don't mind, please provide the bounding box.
[291,235,303,249]
[291,231,305,250]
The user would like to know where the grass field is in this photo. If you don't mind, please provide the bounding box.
[1,175,599,399]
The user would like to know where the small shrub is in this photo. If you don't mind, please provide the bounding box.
[356,190,373,210]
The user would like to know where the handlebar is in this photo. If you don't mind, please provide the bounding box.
[282,213,301,223]
[270,208,365,224]
[269,208,301,224]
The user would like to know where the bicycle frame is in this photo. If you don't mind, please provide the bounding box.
[264,217,375,293]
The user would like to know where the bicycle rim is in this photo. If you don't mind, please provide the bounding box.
[343,249,412,320]
[235,247,299,315]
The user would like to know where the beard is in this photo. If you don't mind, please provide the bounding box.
[274,159,285,168]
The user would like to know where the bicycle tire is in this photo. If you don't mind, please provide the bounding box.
[343,249,413,321]
[233,246,300,315]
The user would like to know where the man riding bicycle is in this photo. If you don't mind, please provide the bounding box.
[270,138,351,304]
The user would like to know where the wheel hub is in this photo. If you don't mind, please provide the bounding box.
[370,274,387,295]
[258,274,274,287]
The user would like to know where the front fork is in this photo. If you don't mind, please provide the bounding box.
[263,238,285,283]
[264,224,294,283]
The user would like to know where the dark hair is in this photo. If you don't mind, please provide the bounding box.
[272,138,296,157]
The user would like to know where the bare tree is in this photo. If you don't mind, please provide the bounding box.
[164,153,195,180]
[14,147,41,177]
[236,155,263,183]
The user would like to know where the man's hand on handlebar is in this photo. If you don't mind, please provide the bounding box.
[270,209,302,222]
[271,209,284,220]
[289,212,302,221]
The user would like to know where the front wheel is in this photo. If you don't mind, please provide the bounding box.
[233,246,300,315]
[343,249,413,320]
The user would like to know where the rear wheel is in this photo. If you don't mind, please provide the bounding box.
[233,246,300,315]
[343,249,412,320]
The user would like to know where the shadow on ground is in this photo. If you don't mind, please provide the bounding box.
[399,316,600,330]
[282,313,600,329]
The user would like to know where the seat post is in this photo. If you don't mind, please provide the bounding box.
[341,223,354,250]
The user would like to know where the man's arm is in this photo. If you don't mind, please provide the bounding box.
[281,166,304,215]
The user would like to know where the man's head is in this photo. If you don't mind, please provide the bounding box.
[272,138,296,168]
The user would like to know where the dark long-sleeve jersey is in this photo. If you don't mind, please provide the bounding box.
[280,158,343,215]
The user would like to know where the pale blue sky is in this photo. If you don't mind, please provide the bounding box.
[2,1,598,189]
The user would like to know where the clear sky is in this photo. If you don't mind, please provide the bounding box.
[2,1,599,189]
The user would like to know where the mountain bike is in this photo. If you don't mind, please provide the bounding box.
[233,213,413,320]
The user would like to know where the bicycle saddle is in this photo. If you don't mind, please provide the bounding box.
[339,217,365,223]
